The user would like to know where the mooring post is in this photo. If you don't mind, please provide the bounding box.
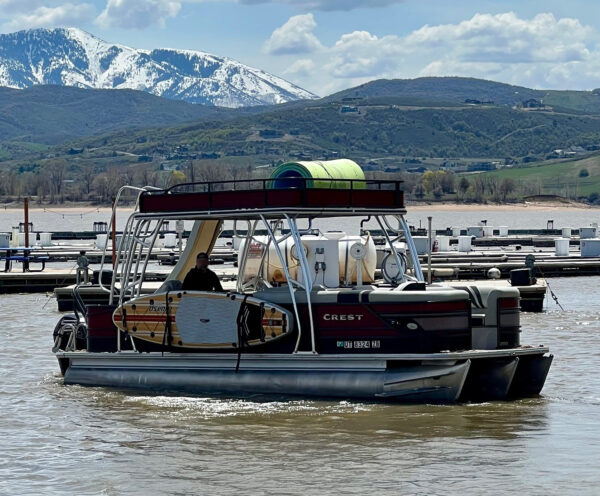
[24,197,29,248]
[427,216,433,284]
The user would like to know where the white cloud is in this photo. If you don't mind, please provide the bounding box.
[96,0,181,29]
[1,3,96,32]
[240,0,405,11]
[404,12,598,89]
[263,13,322,55]
[405,12,592,64]
[326,30,404,78]
[284,58,315,77]
[287,11,600,93]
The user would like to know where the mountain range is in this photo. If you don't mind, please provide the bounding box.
[0,27,316,108]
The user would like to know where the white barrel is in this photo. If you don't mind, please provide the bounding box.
[499,226,508,237]
[483,226,494,237]
[0,233,9,248]
[581,239,600,257]
[562,228,571,238]
[580,227,597,239]
[338,235,376,284]
[458,236,472,252]
[239,234,376,286]
[451,227,461,237]
[17,232,27,247]
[163,233,177,248]
[40,232,52,246]
[437,235,450,252]
[239,236,300,285]
[555,238,569,256]
[96,234,107,250]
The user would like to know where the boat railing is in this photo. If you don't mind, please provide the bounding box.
[137,177,406,217]
[163,177,403,193]
[96,185,162,305]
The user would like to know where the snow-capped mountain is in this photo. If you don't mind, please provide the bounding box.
[0,28,317,107]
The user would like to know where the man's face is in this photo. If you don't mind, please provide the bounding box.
[196,257,209,269]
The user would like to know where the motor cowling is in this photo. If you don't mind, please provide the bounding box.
[52,314,87,352]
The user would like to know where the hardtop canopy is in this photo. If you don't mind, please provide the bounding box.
[138,178,405,220]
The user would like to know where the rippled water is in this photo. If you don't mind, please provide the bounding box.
[0,276,599,495]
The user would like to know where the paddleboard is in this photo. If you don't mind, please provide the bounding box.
[113,291,293,350]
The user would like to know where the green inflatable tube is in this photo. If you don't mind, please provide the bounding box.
[269,159,365,189]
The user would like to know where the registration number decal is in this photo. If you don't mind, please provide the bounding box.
[336,340,381,349]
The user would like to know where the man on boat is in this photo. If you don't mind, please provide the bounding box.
[182,252,223,291]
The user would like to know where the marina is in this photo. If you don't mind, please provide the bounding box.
[3,5,600,492]
[1,181,598,494]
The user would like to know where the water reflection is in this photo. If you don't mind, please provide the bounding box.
[43,379,551,444]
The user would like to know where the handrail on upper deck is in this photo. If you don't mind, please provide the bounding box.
[138,178,406,216]
[157,177,404,194]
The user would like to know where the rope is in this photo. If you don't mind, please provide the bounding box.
[235,295,250,373]
[536,265,564,311]
[42,262,78,309]
[41,208,101,219]
[162,291,173,354]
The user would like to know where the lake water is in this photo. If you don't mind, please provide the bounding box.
[1,208,599,494]
[0,275,599,495]
[2,204,600,233]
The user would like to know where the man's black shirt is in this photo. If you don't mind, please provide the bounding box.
[182,267,223,291]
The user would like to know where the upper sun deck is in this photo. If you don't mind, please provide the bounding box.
[138,178,406,219]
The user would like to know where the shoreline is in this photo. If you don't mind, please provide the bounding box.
[1,201,597,214]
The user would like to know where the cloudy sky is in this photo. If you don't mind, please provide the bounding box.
[2,0,600,96]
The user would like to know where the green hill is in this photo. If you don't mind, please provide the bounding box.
[327,77,600,114]
[58,99,600,161]
[3,77,600,204]
[482,154,600,198]
[0,85,248,143]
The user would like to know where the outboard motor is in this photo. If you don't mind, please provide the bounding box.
[52,314,87,352]
[509,268,535,286]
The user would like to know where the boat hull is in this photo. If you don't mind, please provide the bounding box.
[58,347,550,403]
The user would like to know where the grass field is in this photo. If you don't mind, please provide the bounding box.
[480,153,600,197]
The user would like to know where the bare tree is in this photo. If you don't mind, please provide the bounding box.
[499,178,516,202]
[82,167,94,197]
[458,177,470,199]
[46,159,68,197]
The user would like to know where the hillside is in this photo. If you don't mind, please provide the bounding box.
[482,154,600,198]
[0,85,263,143]
[3,77,600,205]
[327,77,600,114]
[55,98,600,162]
